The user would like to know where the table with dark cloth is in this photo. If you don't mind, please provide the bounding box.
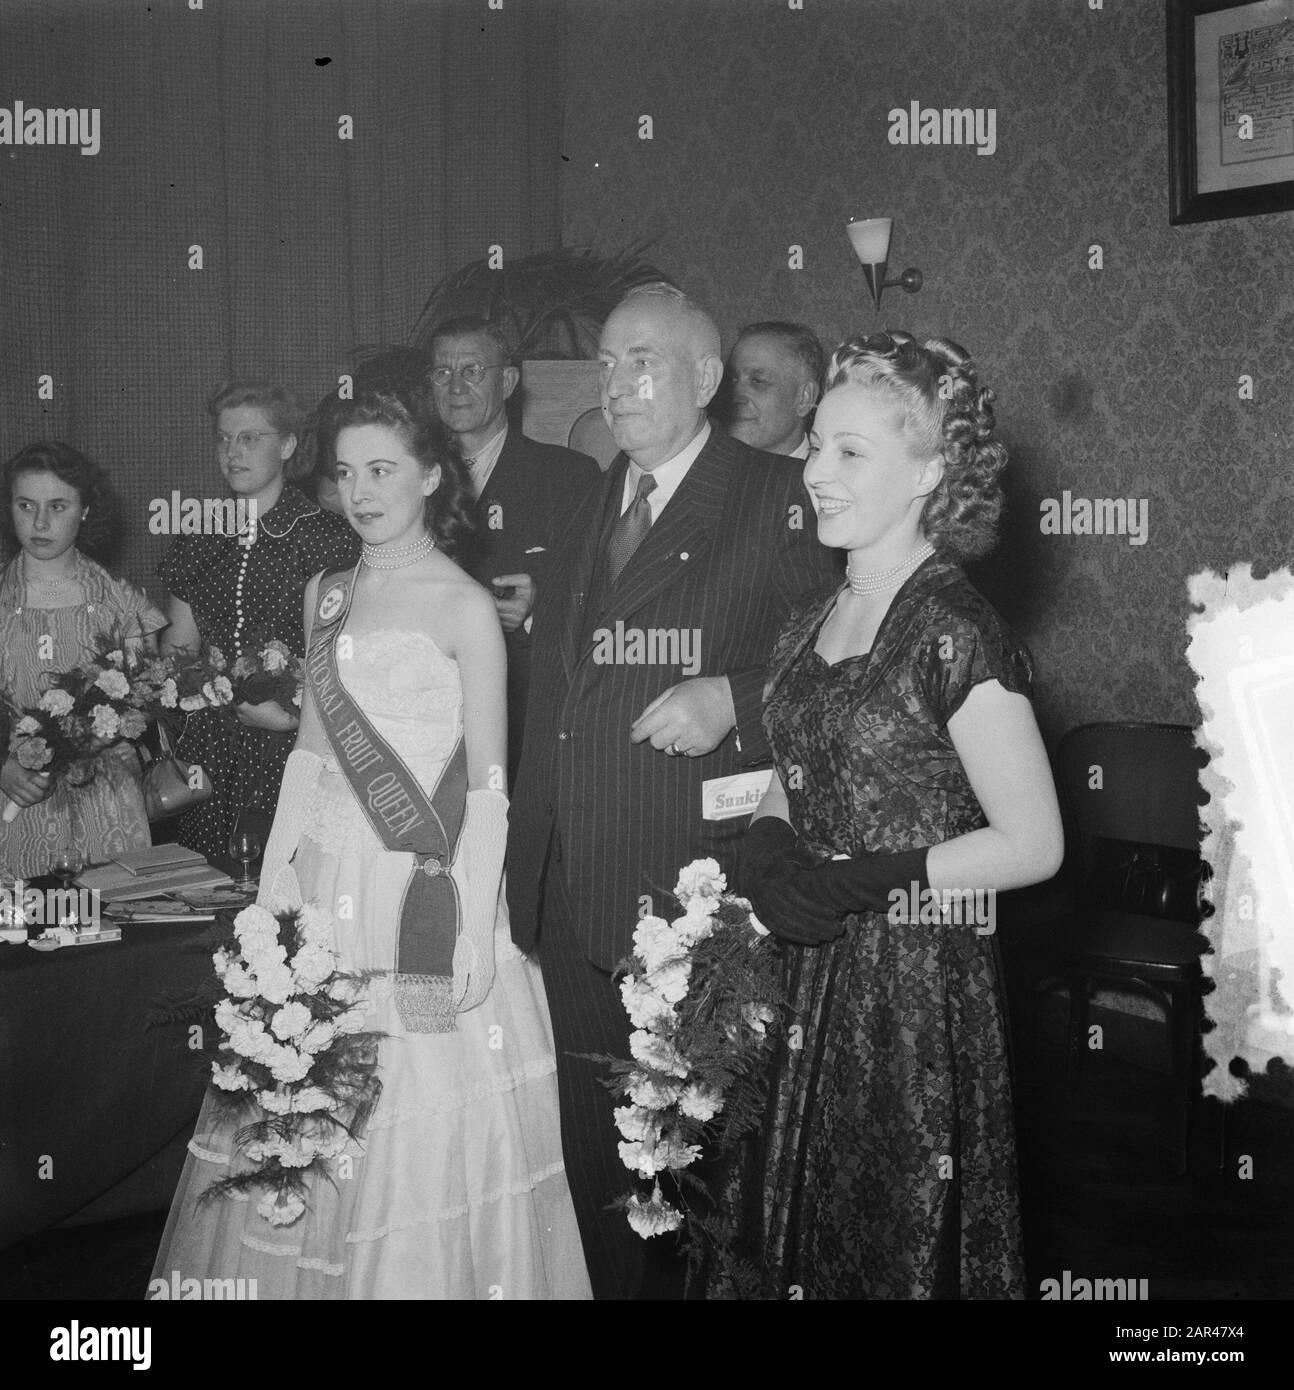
[0,915,218,1251]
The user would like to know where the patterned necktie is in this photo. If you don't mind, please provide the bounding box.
[604,472,657,585]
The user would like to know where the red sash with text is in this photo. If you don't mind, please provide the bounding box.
[306,566,467,1033]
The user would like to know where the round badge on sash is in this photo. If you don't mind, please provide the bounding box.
[318,584,346,625]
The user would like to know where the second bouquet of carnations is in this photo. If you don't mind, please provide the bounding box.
[599,857,787,1273]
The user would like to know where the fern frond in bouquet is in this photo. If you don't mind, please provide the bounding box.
[597,857,787,1278]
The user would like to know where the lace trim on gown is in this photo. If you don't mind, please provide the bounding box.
[300,628,462,856]
[235,1160,573,1271]
[363,1055,557,1130]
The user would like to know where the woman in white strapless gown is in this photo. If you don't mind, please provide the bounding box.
[151,388,591,1300]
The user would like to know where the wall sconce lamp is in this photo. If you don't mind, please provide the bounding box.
[846,217,923,310]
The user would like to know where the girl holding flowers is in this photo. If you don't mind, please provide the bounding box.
[0,442,165,877]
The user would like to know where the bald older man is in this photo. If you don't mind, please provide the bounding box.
[508,283,838,1298]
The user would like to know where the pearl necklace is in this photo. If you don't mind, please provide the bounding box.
[361,534,436,570]
[845,542,935,596]
[14,551,90,617]
[22,552,79,594]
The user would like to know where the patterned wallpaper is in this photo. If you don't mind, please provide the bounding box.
[559,0,1294,742]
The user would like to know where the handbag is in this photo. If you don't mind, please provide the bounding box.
[142,721,213,822]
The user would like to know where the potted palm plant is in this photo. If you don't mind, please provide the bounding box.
[411,241,665,359]
[410,242,668,455]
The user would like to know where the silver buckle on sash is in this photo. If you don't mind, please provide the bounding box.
[420,856,450,878]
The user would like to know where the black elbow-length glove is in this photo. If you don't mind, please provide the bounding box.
[738,818,932,946]
[734,817,845,945]
[783,846,931,923]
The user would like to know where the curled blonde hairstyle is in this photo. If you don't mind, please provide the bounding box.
[824,330,1006,560]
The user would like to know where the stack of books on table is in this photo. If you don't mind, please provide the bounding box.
[77,845,236,915]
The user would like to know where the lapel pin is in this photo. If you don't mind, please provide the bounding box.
[679,552,689,562]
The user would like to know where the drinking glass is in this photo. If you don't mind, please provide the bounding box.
[51,846,83,889]
[228,830,263,893]
[50,844,85,929]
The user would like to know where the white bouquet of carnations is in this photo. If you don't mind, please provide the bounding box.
[599,857,786,1261]
[200,902,384,1227]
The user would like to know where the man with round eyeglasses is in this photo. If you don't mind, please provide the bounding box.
[428,317,600,787]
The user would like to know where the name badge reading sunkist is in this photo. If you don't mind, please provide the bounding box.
[701,769,774,821]
[317,584,347,625]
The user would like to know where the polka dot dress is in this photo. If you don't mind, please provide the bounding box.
[157,484,359,859]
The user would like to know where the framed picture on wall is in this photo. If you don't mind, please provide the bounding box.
[1168,0,1294,224]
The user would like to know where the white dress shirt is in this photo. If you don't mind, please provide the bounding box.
[619,420,712,521]
[464,421,508,498]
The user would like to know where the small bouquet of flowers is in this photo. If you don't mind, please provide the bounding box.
[2,637,155,823]
[228,634,304,714]
[151,644,235,728]
[600,857,787,1277]
[199,902,384,1227]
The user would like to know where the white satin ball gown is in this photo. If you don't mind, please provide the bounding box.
[151,629,592,1299]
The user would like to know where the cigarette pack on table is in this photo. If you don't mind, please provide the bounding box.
[28,924,123,949]
[64,924,123,945]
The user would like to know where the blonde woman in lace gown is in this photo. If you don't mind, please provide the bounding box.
[151,387,591,1299]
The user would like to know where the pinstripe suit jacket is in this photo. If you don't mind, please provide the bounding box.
[507,426,840,970]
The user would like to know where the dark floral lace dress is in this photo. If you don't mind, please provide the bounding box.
[712,553,1032,1300]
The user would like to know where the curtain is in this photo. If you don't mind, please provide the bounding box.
[0,0,562,594]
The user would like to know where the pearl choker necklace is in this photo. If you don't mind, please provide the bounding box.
[845,542,935,596]
[361,534,436,569]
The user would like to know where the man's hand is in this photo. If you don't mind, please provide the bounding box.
[629,676,736,757]
[491,573,536,632]
[1,757,53,808]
